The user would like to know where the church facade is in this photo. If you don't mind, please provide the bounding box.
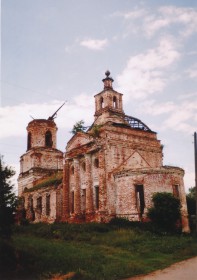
[18,71,190,232]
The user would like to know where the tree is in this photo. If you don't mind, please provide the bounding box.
[147,192,181,231]
[0,155,17,238]
[71,120,86,135]
[186,187,196,215]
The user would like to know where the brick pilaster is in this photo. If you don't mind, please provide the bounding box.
[62,160,70,220]
[74,158,81,215]
[98,150,107,220]
[85,154,94,219]
[131,185,137,211]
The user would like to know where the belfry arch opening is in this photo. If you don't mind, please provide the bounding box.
[113,96,117,108]
[100,97,104,109]
[27,132,32,150]
[45,131,53,148]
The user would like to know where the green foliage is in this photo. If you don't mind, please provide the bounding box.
[186,187,196,215]
[186,187,196,230]
[71,120,86,135]
[90,124,102,138]
[186,196,196,216]
[147,192,181,231]
[187,186,196,199]
[0,155,17,238]
[2,223,197,279]
[24,173,62,193]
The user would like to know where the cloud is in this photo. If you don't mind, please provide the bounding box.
[118,5,197,39]
[0,95,94,139]
[140,100,176,115]
[140,98,197,134]
[158,6,197,37]
[163,100,197,133]
[186,64,197,79]
[79,38,108,50]
[147,6,197,38]
[112,9,147,20]
[10,163,20,195]
[116,38,180,99]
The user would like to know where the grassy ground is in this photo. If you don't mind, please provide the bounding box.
[0,221,197,280]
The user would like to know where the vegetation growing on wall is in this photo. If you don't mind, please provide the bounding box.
[24,173,63,193]
[71,120,86,134]
[90,124,102,138]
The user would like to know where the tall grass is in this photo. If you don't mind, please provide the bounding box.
[1,222,197,280]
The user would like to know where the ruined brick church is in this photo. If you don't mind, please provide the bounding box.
[18,71,190,232]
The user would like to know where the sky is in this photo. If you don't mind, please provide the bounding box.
[1,0,197,193]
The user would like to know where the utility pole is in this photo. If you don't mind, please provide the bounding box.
[194,132,197,234]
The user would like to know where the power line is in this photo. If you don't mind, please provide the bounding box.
[1,80,65,100]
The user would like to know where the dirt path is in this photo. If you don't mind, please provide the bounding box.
[124,257,197,280]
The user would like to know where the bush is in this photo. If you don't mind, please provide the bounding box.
[186,196,196,216]
[147,192,181,232]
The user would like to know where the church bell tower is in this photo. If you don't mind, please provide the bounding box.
[18,119,63,196]
[94,71,126,125]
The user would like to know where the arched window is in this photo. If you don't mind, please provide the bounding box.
[71,166,74,175]
[45,131,52,147]
[46,194,50,216]
[95,186,99,209]
[100,97,104,109]
[82,161,86,172]
[27,132,32,150]
[113,96,117,108]
[94,158,99,168]
[37,197,42,214]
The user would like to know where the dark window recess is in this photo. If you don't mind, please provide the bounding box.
[94,158,99,168]
[71,191,74,213]
[95,186,99,210]
[135,185,145,218]
[45,131,53,147]
[82,162,86,172]
[100,97,104,109]
[28,196,35,221]
[46,195,50,216]
[27,132,32,150]
[172,185,179,198]
[37,197,42,214]
[21,197,25,208]
[81,189,86,212]
[71,166,74,175]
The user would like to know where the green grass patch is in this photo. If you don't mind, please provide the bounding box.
[1,222,197,280]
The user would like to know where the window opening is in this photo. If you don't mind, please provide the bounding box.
[82,161,86,172]
[113,96,117,108]
[100,97,104,109]
[27,132,32,150]
[95,186,99,210]
[135,185,145,218]
[45,131,53,147]
[71,191,74,213]
[46,194,50,216]
[71,166,74,175]
[81,189,86,213]
[37,197,42,215]
[27,196,35,221]
[172,185,179,198]
[94,158,99,168]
